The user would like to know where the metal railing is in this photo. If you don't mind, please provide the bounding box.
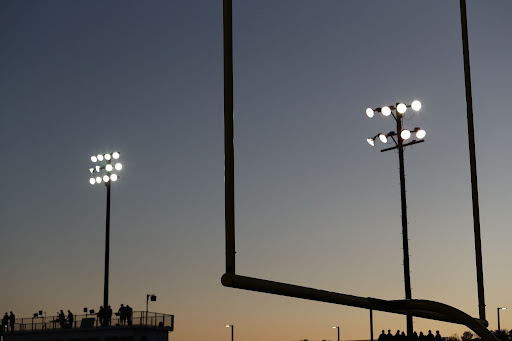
[0,311,173,334]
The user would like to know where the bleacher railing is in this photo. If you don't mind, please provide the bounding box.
[0,311,174,334]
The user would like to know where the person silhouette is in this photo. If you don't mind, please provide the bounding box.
[419,331,425,341]
[378,330,386,341]
[395,330,401,339]
[9,312,15,332]
[126,305,132,326]
[118,305,126,325]
[2,313,9,332]
[400,331,406,341]
[58,310,65,328]
[412,331,419,341]
[98,306,105,326]
[107,306,112,327]
[426,330,434,341]
[67,311,74,328]
[434,331,442,341]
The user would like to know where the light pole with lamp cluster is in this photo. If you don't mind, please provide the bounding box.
[226,324,234,341]
[365,100,425,336]
[146,294,157,324]
[333,326,340,341]
[498,307,507,331]
[89,151,123,312]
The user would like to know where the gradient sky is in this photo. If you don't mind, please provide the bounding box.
[2,1,512,341]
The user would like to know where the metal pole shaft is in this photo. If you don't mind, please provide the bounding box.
[459,0,486,322]
[370,309,374,341]
[223,0,235,275]
[104,182,111,315]
[338,327,340,341]
[397,114,413,336]
[498,308,500,331]
[232,325,234,341]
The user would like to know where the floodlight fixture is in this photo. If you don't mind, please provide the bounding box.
[89,168,94,174]
[367,138,375,146]
[397,103,407,114]
[106,164,113,172]
[95,165,101,173]
[104,154,111,161]
[381,106,391,116]
[111,174,118,181]
[90,178,96,185]
[411,100,421,111]
[103,175,110,183]
[401,130,411,140]
[366,108,374,118]
[113,152,120,159]
[91,156,97,162]
[96,177,101,184]
[97,154,104,161]
[115,163,123,171]
[379,134,388,143]
[416,129,426,139]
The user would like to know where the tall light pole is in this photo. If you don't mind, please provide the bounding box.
[497,307,506,331]
[89,152,123,313]
[226,324,234,341]
[332,326,340,341]
[365,101,425,336]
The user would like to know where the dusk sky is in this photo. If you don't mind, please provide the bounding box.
[2,1,512,341]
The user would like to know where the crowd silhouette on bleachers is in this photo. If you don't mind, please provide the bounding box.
[377,329,443,341]
[1,305,134,332]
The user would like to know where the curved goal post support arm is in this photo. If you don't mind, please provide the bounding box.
[221,1,494,340]
[222,274,495,341]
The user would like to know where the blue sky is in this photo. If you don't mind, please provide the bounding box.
[1,2,512,341]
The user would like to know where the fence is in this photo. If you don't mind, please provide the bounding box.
[0,311,173,334]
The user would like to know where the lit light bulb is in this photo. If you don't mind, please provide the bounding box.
[367,138,375,146]
[396,103,407,114]
[411,100,421,111]
[115,163,123,171]
[91,156,97,162]
[110,174,118,181]
[104,154,111,161]
[401,130,411,140]
[366,108,374,118]
[103,175,110,183]
[416,129,426,139]
[106,164,113,172]
[97,154,104,161]
[89,168,94,174]
[113,152,120,159]
[96,177,102,184]
[379,134,388,143]
[89,178,95,185]
[381,106,391,116]
[95,166,100,173]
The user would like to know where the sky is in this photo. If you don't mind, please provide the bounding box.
[1,1,512,341]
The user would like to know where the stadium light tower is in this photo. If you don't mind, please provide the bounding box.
[89,151,123,312]
[365,101,425,336]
